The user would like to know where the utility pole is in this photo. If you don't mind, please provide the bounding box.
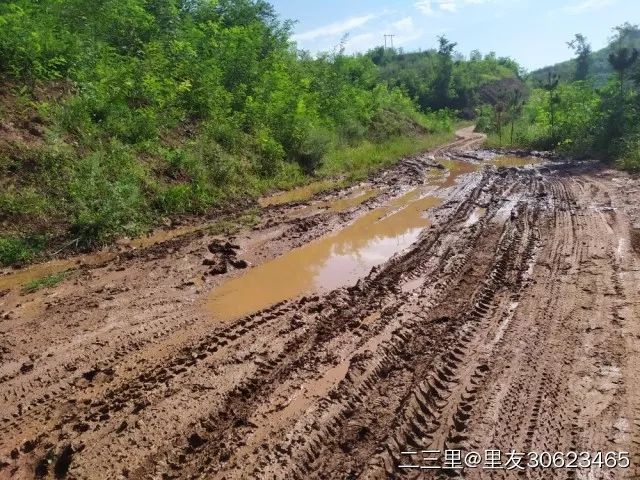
[384,34,395,50]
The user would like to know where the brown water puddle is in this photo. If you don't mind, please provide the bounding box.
[489,155,541,168]
[0,252,114,292]
[259,179,340,207]
[0,259,76,291]
[207,159,478,321]
[437,159,480,187]
[287,188,380,219]
[0,225,205,291]
[324,188,379,212]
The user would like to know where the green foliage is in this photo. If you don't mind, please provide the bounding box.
[616,132,640,171]
[67,144,149,246]
[0,0,457,265]
[371,45,521,115]
[22,272,67,294]
[321,129,455,182]
[567,34,592,81]
[0,235,46,266]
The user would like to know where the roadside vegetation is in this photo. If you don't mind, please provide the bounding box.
[477,23,640,172]
[0,0,518,266]
[21,271,68,294]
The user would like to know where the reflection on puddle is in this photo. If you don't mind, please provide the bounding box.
[259,180,339,207]
[489,155,541,168]
[207,158,478,321]
[208,192,442,320]
[436,159,480,187]
[0,259,76,291]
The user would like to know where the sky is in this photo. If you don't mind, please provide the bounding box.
[268,0,639,71]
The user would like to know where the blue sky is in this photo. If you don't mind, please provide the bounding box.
[269,0,639,71]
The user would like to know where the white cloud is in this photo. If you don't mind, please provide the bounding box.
[292,13,379,42]
[390,17,426,45]
[332,16,428,54]
[345,33,378,52]
[439,1,458,12]
[562,0,616,14]
[415,0,494,16]
[415,0,435,15]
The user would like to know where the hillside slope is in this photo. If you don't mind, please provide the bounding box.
[529,27,640,85]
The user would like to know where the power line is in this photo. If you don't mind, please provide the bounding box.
[384,34,395,50]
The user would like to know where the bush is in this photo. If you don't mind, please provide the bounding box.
[617,133,640,171]
[0,235,45,266]
[0,0,466,265]
[68,145,148,246]
[255,129,285,177]
[293,127,332,173]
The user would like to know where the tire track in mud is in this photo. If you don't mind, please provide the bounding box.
[178,171,544,480]
[2,138,640,480]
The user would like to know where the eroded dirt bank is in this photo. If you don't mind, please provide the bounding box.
[1,128,640,479]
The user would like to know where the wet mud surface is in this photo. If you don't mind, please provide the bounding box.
[1,127,640,479]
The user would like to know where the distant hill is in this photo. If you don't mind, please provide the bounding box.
[529,28,640,86]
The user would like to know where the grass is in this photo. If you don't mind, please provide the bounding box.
[205,208,262,236]
[21,271,68,294]
[483,132,528,149]
[0,235,47,266]
[0,129,456,268]
[320,131,456,181]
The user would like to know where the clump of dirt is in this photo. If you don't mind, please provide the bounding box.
[631,227,640,255]
[204,240,250,275]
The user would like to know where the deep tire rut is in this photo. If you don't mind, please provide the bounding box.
[2,134,640,480]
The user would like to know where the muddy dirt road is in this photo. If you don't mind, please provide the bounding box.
[1,127,640,479]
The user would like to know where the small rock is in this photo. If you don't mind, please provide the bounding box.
[20,362,34,374]
[208,262,228,276]
[187,433,206,449]
[229,259,249,269]
[116,421,128,433]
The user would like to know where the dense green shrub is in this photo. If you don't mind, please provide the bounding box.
[0,0,463,265]
[0,235,46,265]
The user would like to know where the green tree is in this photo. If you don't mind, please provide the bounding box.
[508,89,524,145]
[608,47,639,96]
[432,36,457,109]
[567,33,591,81]
[541,71,560,144]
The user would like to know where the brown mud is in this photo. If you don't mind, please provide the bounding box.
[1,127,640,479]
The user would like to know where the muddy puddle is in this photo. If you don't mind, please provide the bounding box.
[207,159,478,321]
[0,225,205,291]
[0,252,115,292]
[489,155,541,168]
[324,188,379,212]
[465,206,487,227]
[259,179,340,207]
[288,188,381,219]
